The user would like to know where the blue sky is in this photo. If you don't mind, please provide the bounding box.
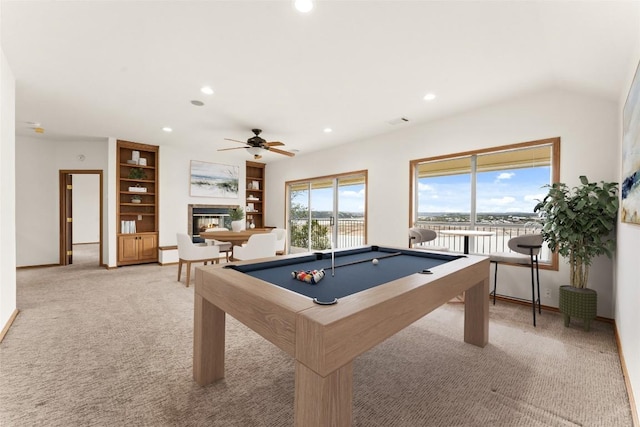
[418,166,550,213]
[291,184,366,213]
[291,166,549,214]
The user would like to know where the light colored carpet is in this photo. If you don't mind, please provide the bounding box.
[0,244,633,426]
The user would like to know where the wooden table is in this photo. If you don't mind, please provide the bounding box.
[439,229,495,254]
[193,245,489,426]
[199,228,271,247]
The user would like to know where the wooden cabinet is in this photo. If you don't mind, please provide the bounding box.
[245,161,265,229]
[116,140,159,266]
[118,233,158,265]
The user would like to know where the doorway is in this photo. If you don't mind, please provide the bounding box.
[59,170,103,266]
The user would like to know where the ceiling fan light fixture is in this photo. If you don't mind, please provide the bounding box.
[294,0,313,13]
[246,146,263,156]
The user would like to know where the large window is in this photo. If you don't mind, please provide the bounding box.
[410,138,560,266]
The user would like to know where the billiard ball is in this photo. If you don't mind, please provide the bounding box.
[372,258,379,265]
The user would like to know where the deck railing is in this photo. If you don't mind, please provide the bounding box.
[287,218,549,261]
[413,222,551,261]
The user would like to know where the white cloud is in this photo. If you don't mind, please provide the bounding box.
[496,172,515,181]
[418,182,434,191]
[340,189,365,198]
[489,196,516,205]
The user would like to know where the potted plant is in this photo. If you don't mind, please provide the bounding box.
[533,176,619,331]
[228,207,245,232]
[128,167,146,180]
[130,195,142,204]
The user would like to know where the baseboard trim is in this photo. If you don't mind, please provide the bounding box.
[16,263,59,270]
[160,261,178,266]
[491,294,613,323]
[0,309,19,343]
[614,323,640,427]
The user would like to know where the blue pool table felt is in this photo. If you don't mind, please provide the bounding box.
[226,246,463,302]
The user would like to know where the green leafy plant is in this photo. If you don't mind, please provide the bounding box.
[290,219,331,250]
[228,207,245,221]
[533,176,619,288]
[128,167,146,180]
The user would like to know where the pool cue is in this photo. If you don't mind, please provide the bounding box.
[331,239,335,277]
[325,251,402,270]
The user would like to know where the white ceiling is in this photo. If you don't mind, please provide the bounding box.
[2,1,639,162]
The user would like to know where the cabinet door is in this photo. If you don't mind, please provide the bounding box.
[118,235,139,263]
[138,234,158,260]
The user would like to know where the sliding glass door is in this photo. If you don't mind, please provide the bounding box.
[287,172,367,253]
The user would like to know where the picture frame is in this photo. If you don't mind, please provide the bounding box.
[190,160,239,198]
[622,60,640,224]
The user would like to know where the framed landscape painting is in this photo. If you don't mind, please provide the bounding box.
[622,60,640,224]
[190,161,239,198]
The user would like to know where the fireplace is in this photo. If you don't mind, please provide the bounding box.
[188,204,239,243]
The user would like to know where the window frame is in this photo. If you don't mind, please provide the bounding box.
[409,137,560,270]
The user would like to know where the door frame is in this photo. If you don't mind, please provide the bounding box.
[59,170,104,267]
[286,170,368,252]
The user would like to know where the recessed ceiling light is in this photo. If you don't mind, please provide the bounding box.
[200,86,214,95]
[162,127,173,132]
[324,128,332,133]
[294,0,313,13]
[191,100,205,106]
[424,93,436,101]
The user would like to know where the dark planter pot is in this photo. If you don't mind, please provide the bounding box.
[559,285,597,332]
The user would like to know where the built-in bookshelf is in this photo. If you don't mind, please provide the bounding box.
[245,161,265,229]
[116,140,159,265]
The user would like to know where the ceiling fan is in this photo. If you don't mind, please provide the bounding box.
[218,129,295,159]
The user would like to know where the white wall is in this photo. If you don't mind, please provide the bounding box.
[15,137,108,266]
[266,88,619,318]
[616,52,640,419]
[11,88,623,317]
[157,144,247,247]
[72,173,100,244]
[1,47,17,332]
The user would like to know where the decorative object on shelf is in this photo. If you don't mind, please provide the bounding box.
[131,150,140,163]
[229,207,245,232]
[120,220,137,234]
[131,195,142,204]
[622,59,640,224]
[190,160,239,198]
[128,185,147,193]
[126,160,137,165]
[138,158,147,166]
[128,167,146,180]
[534,176,619,331]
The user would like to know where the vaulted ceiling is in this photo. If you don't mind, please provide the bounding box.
[2,1,638,162]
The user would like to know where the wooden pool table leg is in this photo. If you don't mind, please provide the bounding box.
[193,293,226,385]
[294,361,353,427]
[463,277,489,347]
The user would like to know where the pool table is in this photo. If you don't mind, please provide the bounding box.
[193,245,489,427]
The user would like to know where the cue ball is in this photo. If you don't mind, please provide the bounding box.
[372,258,379,265]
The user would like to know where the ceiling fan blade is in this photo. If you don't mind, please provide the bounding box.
[217,147,247,152]
[267,147,295,157]
[224,138,249,145]
[265,141,284,147]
